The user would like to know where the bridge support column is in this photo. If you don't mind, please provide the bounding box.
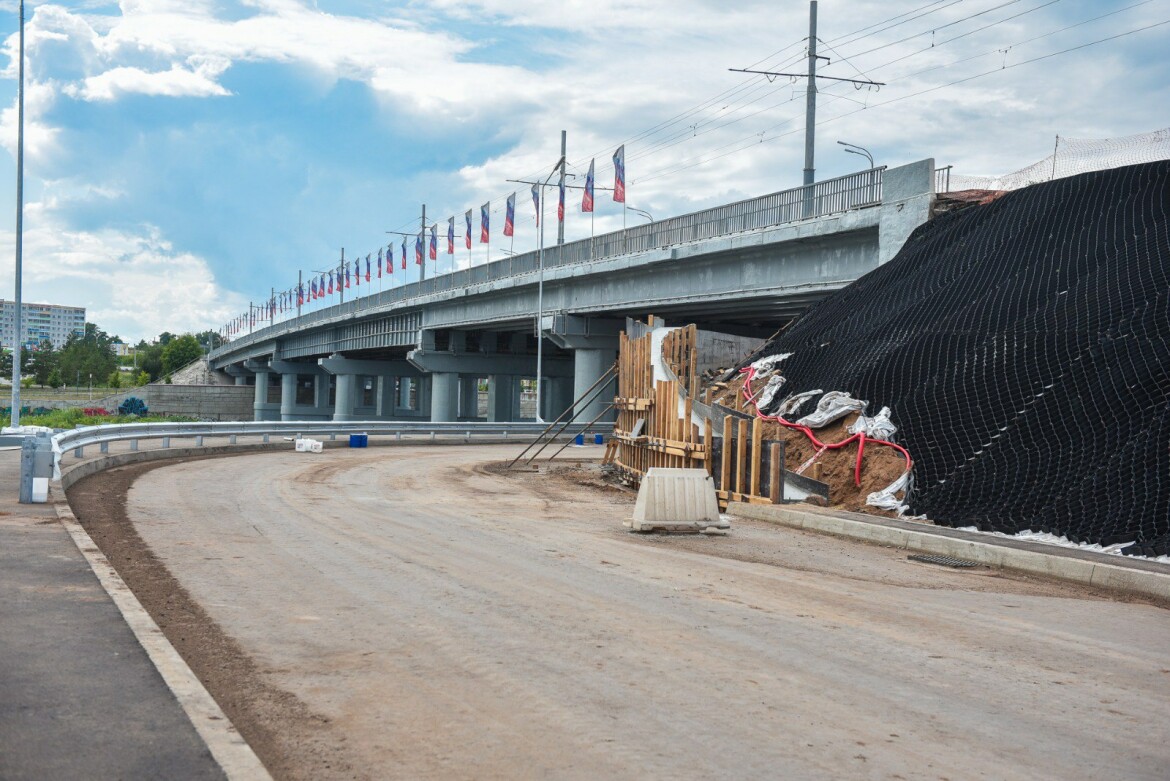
[573,348,617,421]
[334,374,356,421]
[279,372,298,419]
[247,360,281,421]
[461,377,482,420]
[547,376,574,422]
[487,375,516,422]
[430,373,459,422]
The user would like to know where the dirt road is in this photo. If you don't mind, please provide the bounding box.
[79,445,1170,779]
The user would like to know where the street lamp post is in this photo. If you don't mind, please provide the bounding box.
[626,207,653,223]
[534,155,565,423]
[838,141,876,204]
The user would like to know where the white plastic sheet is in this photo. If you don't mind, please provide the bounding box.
[795,391,866,428]
[750,353,792,376]
[848,406,897,440]
[867,470,910,514]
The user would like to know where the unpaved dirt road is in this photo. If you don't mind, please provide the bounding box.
[101,445,1168,779]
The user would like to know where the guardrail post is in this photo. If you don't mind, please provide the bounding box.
[73,446,84,458]
[130,440,138,451]
[263,434,269,443]
[330,433,336,441]
[195,436,204,447]
[395,431,401,441]
[430,431,436,442]
[100,441,109,454]
[162,437,170,449]
[465,430,470,442]
[230,434,237,444]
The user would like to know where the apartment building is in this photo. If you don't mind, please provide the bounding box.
[0,300,86,351]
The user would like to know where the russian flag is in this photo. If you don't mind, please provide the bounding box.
[465,209,472,249]
[429,225,438,260]
[558,176,565,223]
[311,278,318,300]
[504,192,515,237]
[401,237,407,269]
[386,245,393,274]
[582,158,595,213]
[365,255,371,282]
[415,233,423,265]
[531,184,540,226]
[612,144,625,203]
[447,217,455,254]
[480,202,489,243]
[377,248,383,278]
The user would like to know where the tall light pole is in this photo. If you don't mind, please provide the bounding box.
[10,0,25,427]
[627,207,653,223]
[534,155,564,423]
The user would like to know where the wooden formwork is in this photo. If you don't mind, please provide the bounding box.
[606,318,783,510]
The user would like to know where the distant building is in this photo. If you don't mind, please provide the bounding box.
[113,342,137,357]
[0,299,86,351]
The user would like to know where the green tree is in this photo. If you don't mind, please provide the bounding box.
[47,368,62,389]
[134,370,150,387]
[108,370,122,389]
[139,342,165,381]
[28,340,57,387]
[57,323,117,389]
[161,334,203,375]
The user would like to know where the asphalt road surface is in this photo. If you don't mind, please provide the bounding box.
[120,445,1170,780]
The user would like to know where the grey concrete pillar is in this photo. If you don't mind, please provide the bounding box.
[253,370,272,421]
[234,375,247,386]
[377,375,397,417]
[549,376,574,422]
[280,372,298,420]
[487,375,515,422]
[573,348,616,420]
[460,377,480,420]
[430,372,459,422]
[334,374,355,421]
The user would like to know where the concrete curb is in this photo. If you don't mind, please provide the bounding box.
[52,494,273,781]
[729,503,1170,602]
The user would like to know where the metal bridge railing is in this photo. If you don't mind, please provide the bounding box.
[213,167,885,361]
[51,420,612,479]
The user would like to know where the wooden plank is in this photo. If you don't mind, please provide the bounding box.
[750,417,763,497]
[769,442,782,504]
[736,418,748,495]
[721,416,732,492]
[703,418,713,475]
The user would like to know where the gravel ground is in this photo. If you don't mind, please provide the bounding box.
[68,445,1170,780]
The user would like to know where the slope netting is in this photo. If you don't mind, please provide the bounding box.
[943,127,1170,192]
[745,161,1170,555]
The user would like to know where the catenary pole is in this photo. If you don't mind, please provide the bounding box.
[10,0,25,427]
[803,0,818,187]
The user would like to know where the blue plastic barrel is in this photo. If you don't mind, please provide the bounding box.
[574,434,584,446]
[594,433,604,445]
[349,433,368,448]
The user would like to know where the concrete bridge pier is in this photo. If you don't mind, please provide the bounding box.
[266,360,332,421]
[547,316,621,423]
[408,331,573,423]
[318,355,429,422]
[224,365,252,386]
[245,360,281,421]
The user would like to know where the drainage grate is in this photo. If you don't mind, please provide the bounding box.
[907,554,980,568]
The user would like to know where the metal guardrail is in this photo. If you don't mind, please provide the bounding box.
[50,420,613,479]
[212,167,886,362]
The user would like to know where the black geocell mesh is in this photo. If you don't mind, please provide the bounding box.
[750,161,1170,556]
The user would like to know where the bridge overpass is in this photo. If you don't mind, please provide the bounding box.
[210,159,935,423]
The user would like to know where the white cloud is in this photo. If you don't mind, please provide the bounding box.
[0,204,246,343]
[63,56,232,101]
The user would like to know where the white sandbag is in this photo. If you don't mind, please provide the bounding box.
[750,352,792,376]
[848,406,898,440]
[795,391,866,428]
[774,389,822,418]
[867,471,910,514]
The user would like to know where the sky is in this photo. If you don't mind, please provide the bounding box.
[0,0,1166,343]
